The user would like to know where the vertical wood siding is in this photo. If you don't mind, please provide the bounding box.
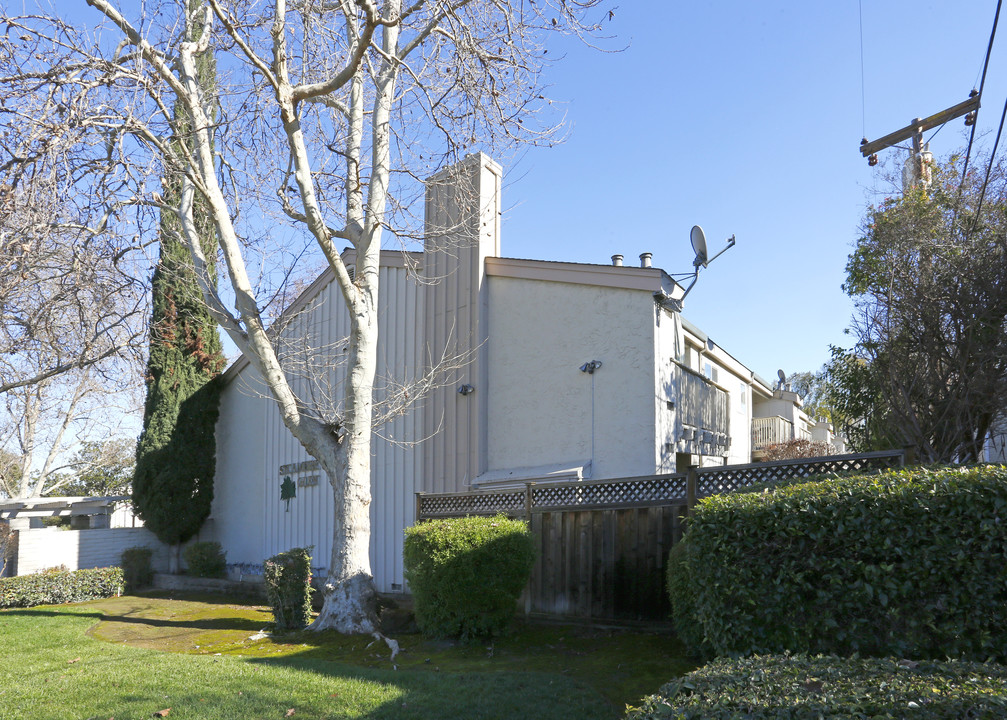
[261,263,424,592]
[527,505,686,620]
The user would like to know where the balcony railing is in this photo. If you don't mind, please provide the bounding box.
[752,415,793,450]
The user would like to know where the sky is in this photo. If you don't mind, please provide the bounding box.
[495,1,1007,383]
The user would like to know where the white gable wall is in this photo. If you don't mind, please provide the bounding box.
[212,260,424,592]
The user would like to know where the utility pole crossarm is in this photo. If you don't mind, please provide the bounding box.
[860,95,980,157]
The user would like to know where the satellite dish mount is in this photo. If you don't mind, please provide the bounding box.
[678,225,736,304]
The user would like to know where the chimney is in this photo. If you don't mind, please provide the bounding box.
[640,252,653,268]
[611,254,624,267]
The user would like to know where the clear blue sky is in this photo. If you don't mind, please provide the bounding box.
[497,2,1006,382]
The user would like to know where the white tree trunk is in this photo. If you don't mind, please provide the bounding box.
[312,298,380,632]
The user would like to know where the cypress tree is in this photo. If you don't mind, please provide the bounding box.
[133,11,224,547]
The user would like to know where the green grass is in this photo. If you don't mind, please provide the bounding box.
[0,593,694,720]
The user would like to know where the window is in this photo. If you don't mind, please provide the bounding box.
[703,361,718,383]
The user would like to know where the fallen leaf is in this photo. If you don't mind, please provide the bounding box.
[68,657,81,664]
[153,709,170,718]
[285,709,296,717]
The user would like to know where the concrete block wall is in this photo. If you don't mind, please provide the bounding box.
[14,527,172,575]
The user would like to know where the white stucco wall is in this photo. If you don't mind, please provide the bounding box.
[486,276,658,480]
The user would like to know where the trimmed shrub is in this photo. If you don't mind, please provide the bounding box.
[669,465,1007,660]
[627,654,1007,720]
[404,514,535,640]
[0,566,124,608]
[264,547,313,631]
[665,539,702,654]
[0,521,14,577]
[183,541,226,578]
[120,546,154,592]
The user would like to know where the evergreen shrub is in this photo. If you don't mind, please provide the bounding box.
[404,514,535,640]
[0,566,123,608]
[120,546,154,591]
[665,539,702,654]
[264,547,313,631]
[669,465,1007,661]
[627,654,1007,720]
[183,541,226,578]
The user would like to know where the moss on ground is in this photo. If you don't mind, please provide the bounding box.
[85,592,694,711]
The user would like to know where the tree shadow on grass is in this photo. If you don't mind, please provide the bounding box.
[0,607,104,620]
[247,655,617,720]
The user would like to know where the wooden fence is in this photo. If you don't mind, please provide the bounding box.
[416,449,905,621]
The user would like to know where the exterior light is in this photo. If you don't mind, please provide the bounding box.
[579,360,603,374]
[457,384,475,396]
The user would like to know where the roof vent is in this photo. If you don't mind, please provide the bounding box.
[640,252,653,268]
[611,254,624,267]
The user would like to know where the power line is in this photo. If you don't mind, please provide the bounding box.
[859,0,866,138]
[971,91,1007,229]
[957,0,1002,206]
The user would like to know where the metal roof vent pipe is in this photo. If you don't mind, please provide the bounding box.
[611,254,624,266]
[640,252,653,268]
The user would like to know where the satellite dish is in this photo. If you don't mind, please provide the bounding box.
[690,225,709,268]
[777,369,787,383]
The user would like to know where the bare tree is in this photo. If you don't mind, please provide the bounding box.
[0,366,141,499]
[844,152,1007,463]
[0,30,149,396]
[3,0,610,633]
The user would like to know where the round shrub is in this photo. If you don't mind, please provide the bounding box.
[120,546,154,592]
[182,541,226,578]
[670,465,1007,661]
[628,654,1007,720]
[404,514,535,640]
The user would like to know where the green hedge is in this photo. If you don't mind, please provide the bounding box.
[183,541,226,578]
[627,654,1007,720]
[264,547,313,631]
[120,547,154,592]
[404,515,535,640]
[0,566,124,608]
[669,465,1007,660]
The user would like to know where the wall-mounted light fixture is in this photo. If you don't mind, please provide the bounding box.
[579,360,603,374]
[457,384,475,396]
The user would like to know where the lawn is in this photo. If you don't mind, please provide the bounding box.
[0,593,694,720]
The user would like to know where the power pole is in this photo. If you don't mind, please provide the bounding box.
[859,92,979,190]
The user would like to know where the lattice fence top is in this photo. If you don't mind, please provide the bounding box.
[417,490,524,518]
[416,450,905,519]
[531,475,689,510]
[696,451,904,497]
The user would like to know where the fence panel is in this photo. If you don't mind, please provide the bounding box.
[526,504,687,620]
[416,449,905,621]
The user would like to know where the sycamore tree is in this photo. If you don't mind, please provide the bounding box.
[842,152,1007,463]
[2,0,610,633]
